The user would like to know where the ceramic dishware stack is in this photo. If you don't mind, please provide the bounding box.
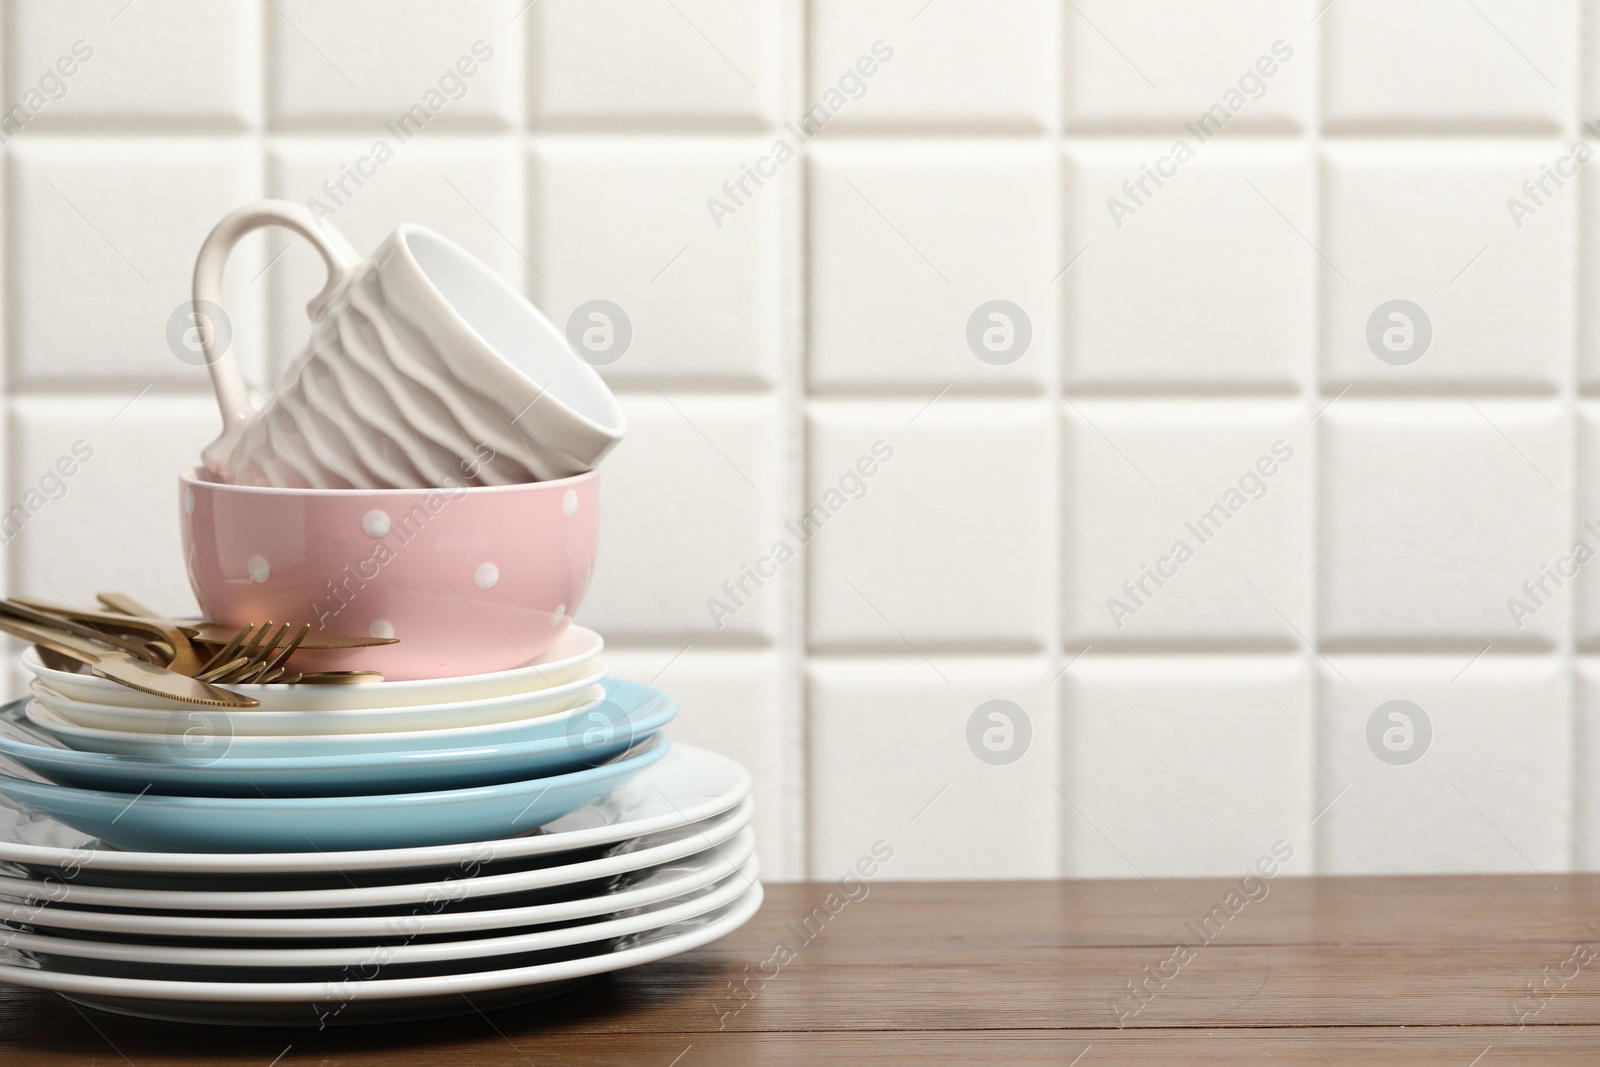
[0,203,761,1025]
[0,623,763,1026]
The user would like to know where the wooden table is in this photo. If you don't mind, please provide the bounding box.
[8,876,1600,1064]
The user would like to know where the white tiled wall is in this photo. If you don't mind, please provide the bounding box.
[1,0,1594,882]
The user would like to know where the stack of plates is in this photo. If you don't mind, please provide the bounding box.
[0,624,761,1025]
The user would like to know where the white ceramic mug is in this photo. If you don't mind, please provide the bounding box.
[192,200,626,489]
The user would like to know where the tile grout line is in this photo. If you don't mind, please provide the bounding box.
[1305,0,1326,879]
[1051,0,1070,881]
[1,0,10,615]
[1564,0,1583,876]
[256,0,271,379]
[786,0,810,883]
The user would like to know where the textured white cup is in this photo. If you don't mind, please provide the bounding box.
[191,200,626,489]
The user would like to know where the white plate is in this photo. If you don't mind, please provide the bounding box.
[2,883,764,1026]
[3,856,759,972]
[22,692,617,758]
[0,742,749,877]
[31,666,606,736]
[0,798,752,912]
[21,625,604,711]
[2,831,756,941]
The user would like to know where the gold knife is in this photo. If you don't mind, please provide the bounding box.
[0,615,259,708]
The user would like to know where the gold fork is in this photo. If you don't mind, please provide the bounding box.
[193,622,383,685]
[196,622,308,684]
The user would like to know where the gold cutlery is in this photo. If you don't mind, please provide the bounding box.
[0,615,258,708]
[8,596,205,676]
[195,621,305,684]
[0,600,155,662]
[189,624,382,685]
[4,599,388,695]
[95,593,398,650]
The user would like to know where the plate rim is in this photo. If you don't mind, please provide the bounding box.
[0,743,750,874]
[0,883,764,1005]
[0,731,669,813]
[2,829,756,940]
[0,797,754,912]
[20,624,605,708]
[2,855,760,968]
[0,683,675,775]
[29,662,608,731]
[21,693,616,757]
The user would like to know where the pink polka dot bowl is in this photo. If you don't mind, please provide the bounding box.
[179,469,600,682]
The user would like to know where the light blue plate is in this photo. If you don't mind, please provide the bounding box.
[0,734,669,853]
[0,680,674,798]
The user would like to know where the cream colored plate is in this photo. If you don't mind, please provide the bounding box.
[20,624,603,711]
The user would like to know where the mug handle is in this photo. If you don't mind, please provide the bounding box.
[191,200,361,464]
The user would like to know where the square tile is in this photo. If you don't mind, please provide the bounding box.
[1062,401,1309,648]
[1062,142,1310,390]
[5,0,256,128]
[808,0,1056,131]
[528,139,781,388]
[809,657,1057,879]
[7,395,217,618]
[528,0,779,127]
[1063,0,1309,132]
[1323,0,1573,132]
[579,391,780,643]
[267,139,523,371]
[602,648,797,879]
[1060,656,1311,879]
[1319,657,1569,874]
[808,142,1056,390]
[1318,401,1568,649]
[807,399,1054,652]
[1319,143,1575,391]
[268,0,517,129]
[6,139,264,388]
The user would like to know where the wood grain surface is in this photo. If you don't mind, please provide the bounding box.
[6,876,1600,1064]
